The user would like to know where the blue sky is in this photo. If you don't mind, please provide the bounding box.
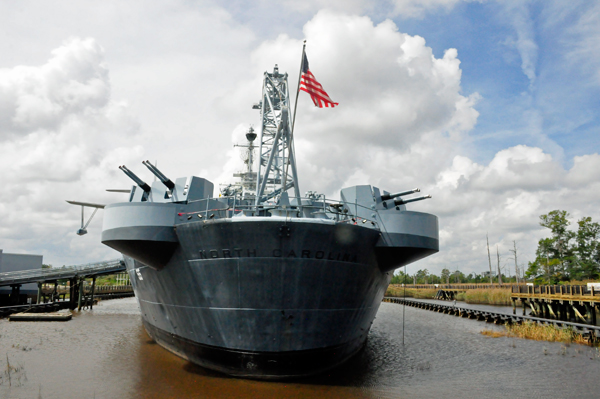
[390,1,599,166]
[220,0,600,165]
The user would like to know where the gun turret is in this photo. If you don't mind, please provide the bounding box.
[142,160,175,190]
[393,194,432,206]
[380,188,420,201]
[119,165,151,192]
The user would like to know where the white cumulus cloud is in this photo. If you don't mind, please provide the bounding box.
[421,145,600,275]
[0,37,141,263]
[1,4,598,281]
[232,11,480,197]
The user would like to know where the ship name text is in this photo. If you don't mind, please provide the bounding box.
[196,248,358,263]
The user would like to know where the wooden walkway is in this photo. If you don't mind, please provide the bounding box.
[384,297,600,344]
[401,283,600,325]
[392,283,524,290]
[9,312,72,322]
[1,284,134,319]
[511,285,598,325]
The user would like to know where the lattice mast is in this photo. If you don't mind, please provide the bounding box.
[254,65,301,205]
[232,127,258,197]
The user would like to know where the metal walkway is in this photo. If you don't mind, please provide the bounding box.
[0,258,125,287]
[383,297,600,342]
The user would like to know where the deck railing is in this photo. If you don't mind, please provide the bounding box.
[391,283,527,290]
[512,284,597,297]
[186,195,382,226]
[392,283,598,297]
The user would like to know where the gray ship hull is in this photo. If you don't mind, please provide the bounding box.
[119,218,395,379]
[93,64,439,379]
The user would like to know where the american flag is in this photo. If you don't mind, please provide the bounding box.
[300,53,338,108]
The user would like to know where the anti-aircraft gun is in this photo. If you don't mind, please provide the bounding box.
[380,188,432,209]
[120,162,213,204]
[142,160,175,191]
[119,165,151,201]
[339,184,438,271]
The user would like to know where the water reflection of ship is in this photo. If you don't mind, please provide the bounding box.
[99,64,439,379]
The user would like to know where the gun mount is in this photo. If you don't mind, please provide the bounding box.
[378,188,432,208]
[119,165,151,193]
[393,194,432,206]
[380,188,420,201]
[142,160,175,190]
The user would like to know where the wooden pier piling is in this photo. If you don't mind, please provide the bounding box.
[383,296,600,344]
[511,284,599,326]
[90,277,96,310]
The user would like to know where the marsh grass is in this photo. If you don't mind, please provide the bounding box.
[386,285,513,305]
[482,321,592,346]
[481,330,505,338]
[463,289,512,306]
[385,286,437,299]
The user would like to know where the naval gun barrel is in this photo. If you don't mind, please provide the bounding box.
[142,160,175,190]
[380,188,420,201]
[119,165,151,192]
[394,194,432,206]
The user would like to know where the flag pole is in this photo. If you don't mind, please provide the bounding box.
[281,41,305,202]
[290,40,306,140]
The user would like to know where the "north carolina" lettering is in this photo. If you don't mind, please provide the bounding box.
[197,248,357,263]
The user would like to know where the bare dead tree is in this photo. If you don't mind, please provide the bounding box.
[509,240,520,284]
[487,233,493,284]
[496,245,503,285]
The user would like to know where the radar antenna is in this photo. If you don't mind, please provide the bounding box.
[254,65,300,205]
[229,127,258,198]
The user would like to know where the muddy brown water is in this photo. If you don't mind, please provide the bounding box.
[1,297,599,398]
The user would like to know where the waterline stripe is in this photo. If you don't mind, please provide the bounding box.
[139,299,374,312]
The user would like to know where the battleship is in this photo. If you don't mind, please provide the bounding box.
[99,65,439,379]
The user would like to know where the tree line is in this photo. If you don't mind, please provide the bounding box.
[389,268,516,285]
[390,209,600,285]
[525,210,599,283]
